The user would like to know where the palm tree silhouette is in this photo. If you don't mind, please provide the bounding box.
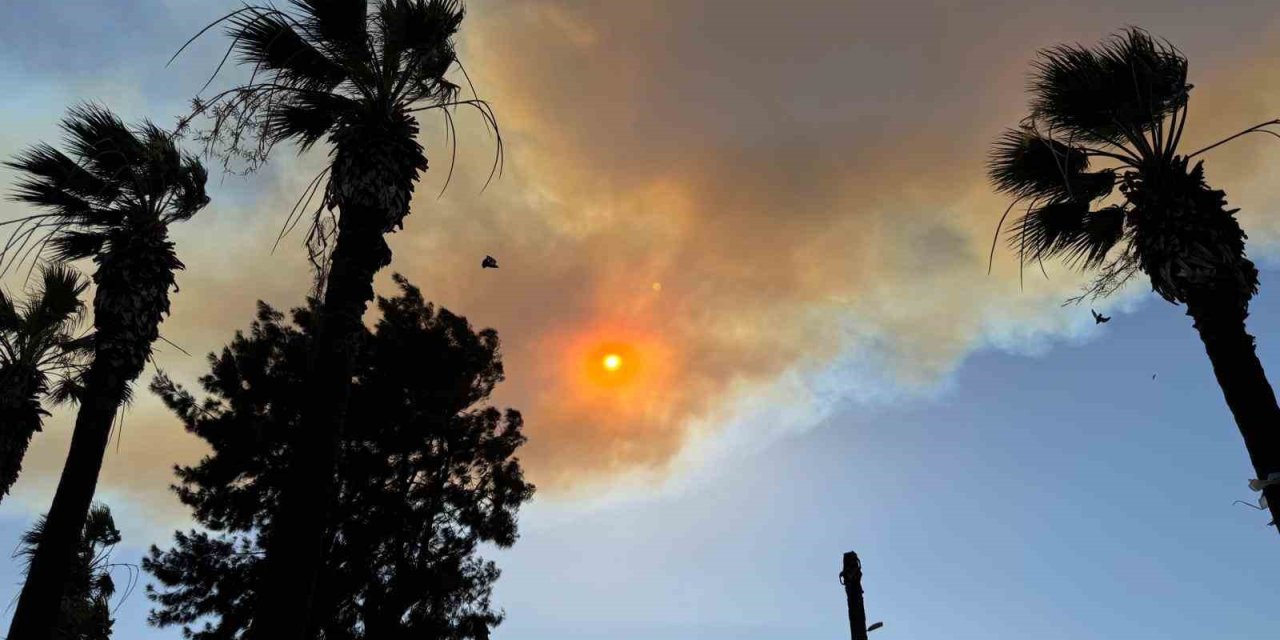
[4,104,210,638]
[18,503,124,640]
[989,28,1280,531]
[0,265,91,503]
[172,3,500,636]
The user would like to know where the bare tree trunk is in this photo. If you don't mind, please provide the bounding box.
[841,551,869,640]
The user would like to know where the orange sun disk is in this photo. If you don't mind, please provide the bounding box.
[578,340,645,390]
[560,326,676,402]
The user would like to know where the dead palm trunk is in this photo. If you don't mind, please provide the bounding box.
[841,551,869,640]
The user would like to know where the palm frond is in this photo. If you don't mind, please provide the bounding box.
[228,8,347,92]
[264,92,356,151]
[6,175,94,220]
[0,290,19,334]
[49,374,87,405]
[166,157,211,223]
[82,504,122,548]
[1187,118,1280,159]
[1008,200,1091,263]
[27,264,88,329]
[1,144,119,204]
[1029,27,1188,145]
[61,104,147,186]
[17,514,48,569]
[1073,169,1117,202]
[1080,205,1127,267]
[289,0,370,57]
[48,231,108,263]
[989,127,1090,200]
[1010,199,1131,270]
[137,121,187,199]
[381,0,465,104]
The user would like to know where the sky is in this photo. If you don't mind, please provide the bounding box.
[2,1,1280,638]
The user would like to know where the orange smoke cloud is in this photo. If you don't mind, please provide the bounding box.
[11,1,1280,522]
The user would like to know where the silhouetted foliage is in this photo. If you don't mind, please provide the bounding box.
[172,3,503,634]
[0,265,91,502]
[4,105,210,638]
[175,0,500,279]
[144,274,533,639]
[17,503,125,640]
[988,28,1280,531]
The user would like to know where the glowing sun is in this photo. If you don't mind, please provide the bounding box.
[602,353,623,372]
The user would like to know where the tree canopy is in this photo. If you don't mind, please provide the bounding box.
[143,274,534,639]
[0,265,90,501]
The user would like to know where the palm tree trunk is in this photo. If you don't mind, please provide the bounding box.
[6,374,123,640]
[1186,298,1280,532]
[248,210,390,640]
[8,239,175,639]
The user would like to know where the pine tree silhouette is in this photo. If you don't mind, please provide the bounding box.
[144,274,533,639]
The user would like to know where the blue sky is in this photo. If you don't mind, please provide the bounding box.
[4,1,1280,639]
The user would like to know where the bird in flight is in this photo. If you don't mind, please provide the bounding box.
[1091,309,1111,324]
[482,255,499,269]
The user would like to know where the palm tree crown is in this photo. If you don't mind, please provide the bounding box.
[4,105,209,639]
[180,0,498,273]
[988,27,1280,534]
[0,265,90,500]
[5,104,209,380]
[987,28,1269,304]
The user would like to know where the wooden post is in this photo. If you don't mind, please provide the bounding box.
[840,551,869,640]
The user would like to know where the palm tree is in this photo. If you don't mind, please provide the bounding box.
[0,265,91,503]
[173,2,499,636]
[988,28,1280,531]
[4,104,210,639]
[18,503,124,640]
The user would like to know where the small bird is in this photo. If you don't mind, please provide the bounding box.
[481,255,499,269]
[1091,309,1111,324]
[1152,374,1157,380]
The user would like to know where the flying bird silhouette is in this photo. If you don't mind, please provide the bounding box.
[481,255,498,269]
[1092,309,1111,324]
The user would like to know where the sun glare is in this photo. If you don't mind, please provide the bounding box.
[566,330,671,395]
[602,353,623,371]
